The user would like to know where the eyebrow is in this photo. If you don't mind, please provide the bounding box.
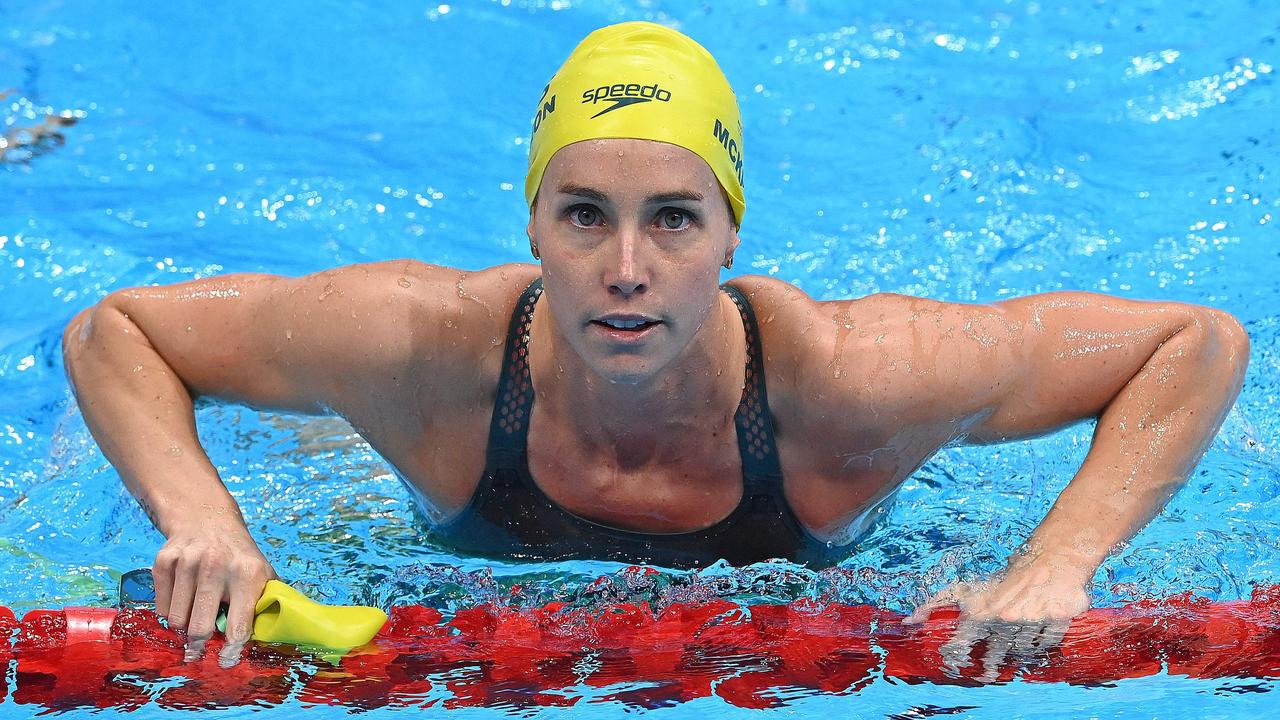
[556,184,705,205]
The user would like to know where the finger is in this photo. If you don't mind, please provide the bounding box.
[222,580,257,645]
[183,634,208,663]
[1007,621,1050,669]
[1033,618,1072,652]
[218,640,245,669]
[182,558,225,664]
[165,557,198,632]
[185,580,223,648]
[904,598,946,625]
[218,581,258,669]
[977,621,1022,683]
[939,618,986,677]
[905,586,964,624]
[152,551,177,617]
[183,604,220,664]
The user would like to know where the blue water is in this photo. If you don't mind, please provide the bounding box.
[2,0,1278,716]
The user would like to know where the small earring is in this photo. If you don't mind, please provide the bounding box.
[723,256,734,269]
[530,244,540,260]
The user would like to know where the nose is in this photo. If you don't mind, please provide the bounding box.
[605,229,649,297]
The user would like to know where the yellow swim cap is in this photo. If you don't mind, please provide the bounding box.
[526,21,746,227]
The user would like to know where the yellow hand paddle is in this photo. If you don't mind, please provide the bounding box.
[215,579,387,651]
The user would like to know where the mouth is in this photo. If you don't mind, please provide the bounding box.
[591,315,663,341]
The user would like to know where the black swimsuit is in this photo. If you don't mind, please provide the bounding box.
[430,278,848,568]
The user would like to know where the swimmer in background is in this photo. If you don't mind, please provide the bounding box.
[0,89,77,164]
[62,22,1249,672]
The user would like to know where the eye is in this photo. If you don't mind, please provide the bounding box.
[567,205,602,228]
[659,208,693,231]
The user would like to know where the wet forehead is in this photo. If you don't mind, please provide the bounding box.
[544,138,721,199]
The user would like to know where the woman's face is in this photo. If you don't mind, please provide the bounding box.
[528,138,740,385]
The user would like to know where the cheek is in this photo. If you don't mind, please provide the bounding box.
[539,264,592,325]
[691,250,726,286]
[675,267,726,318]
[540,253,590,292]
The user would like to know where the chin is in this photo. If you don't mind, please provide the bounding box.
[595,364,653,386]
[587,355,664,386]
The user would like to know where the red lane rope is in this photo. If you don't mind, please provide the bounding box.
[4,586,1279,711]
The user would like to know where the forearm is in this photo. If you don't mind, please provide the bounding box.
[62,300,244,536]
[1014,310,1250,581]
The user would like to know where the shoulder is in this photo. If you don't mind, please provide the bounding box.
[292,260,538,360]
[723,275,823,321]
[324,259,538,305]
[727,279,1001,434]
[331,259,539,336]
[724,275,932,333]
[319,260,541,407]
[722,275,881,404]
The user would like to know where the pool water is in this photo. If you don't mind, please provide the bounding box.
[2,0,1278,716]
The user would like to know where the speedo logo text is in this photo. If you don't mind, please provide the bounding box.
[582,82,672,119]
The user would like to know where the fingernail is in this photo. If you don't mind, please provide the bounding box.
[183,638,207,663]
[218,642,245,669]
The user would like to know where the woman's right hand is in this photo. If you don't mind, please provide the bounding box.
[151,514,276,666]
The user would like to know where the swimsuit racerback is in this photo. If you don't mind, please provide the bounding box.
[430,278,848,568]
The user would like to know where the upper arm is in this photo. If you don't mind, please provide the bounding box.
[969,292,1248,442]
[73,260,515,417]
[776,288,1247,448]
[828,291,1241,445]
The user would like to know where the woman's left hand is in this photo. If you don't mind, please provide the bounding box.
[903,560,1092,682]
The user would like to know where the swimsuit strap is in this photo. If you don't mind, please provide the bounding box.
[721,284,787,496]
[485,279,787,499]
[484,278,543,468]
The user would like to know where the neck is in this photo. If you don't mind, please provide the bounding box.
[530,292,746,469]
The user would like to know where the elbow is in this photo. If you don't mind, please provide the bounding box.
[62,303,103,390]
[62,306,94,358]
[1204,308,1251,383]
[61,291,134,392]
[1181,306,1250,388]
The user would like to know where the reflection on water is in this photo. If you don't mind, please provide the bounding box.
[4,579,1278,713]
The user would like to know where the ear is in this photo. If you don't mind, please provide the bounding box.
[527,208,539,260]
[723,227,741,268]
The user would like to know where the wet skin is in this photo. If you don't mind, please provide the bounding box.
[63,139,1250,668]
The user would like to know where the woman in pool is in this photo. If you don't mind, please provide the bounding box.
[63,22,1248,665]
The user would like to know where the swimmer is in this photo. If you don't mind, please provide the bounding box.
[0,88,77,164]
[62,22,1249,671]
